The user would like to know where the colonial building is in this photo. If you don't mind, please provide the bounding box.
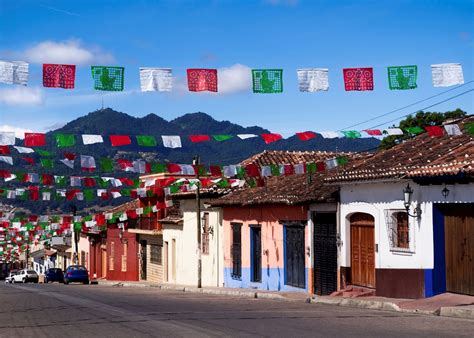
[326,117,474,298]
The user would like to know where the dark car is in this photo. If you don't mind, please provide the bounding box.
[45,268,64,283]
[64,265,89,285]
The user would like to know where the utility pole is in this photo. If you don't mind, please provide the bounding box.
[193,155,202,288]
[71,204,78,265]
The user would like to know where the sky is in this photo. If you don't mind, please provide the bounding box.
[0,0,472,137]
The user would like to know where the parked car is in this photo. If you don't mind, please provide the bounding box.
[45,268,64,283]
[5,270,18,284]
[12,269,39,283]
[64,265,89,285]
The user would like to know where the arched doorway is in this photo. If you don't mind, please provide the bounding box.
[350,213,375,288]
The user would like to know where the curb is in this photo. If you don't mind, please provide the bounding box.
[439,306,474,320]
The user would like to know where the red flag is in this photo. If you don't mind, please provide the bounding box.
[364,129,382,136]
[109,135,131,147]
[425,126,444,137]
[0,170,11,178]
[42,64,76,89]
[24,133,46,147]
[42,174,53,185]
[100,192,109,200]
[296,132,317,141]
[0,145,10,155]
[29,186,39,201]
[245,164,260,177]
[210,165,222,177]
[316,162,326,172]
[126,209,138,219]
[21,157,35,165]
[95,214,105,226]
[117,159,133,170]
[187,69,218,92]
[145,163,151,174]
[343,68,374,91]
[189,135,210,143]
[261,133,282,144]
[63,152,76,160]
[83,177,96,187]
[66,189,80,201]
[167,163,181,173]
[283,164,294,176]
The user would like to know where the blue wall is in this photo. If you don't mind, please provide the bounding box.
[424,204,446,297]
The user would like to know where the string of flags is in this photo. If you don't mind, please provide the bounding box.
[0,122,471,153]
[0,61,466,92]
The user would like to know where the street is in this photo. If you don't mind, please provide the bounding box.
[0,283,472,337]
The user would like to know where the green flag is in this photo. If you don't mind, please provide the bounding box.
[464,122,474,135]
[73,222,82,232]
[306,163,317,174]
[15,171,26,182]
[100,158,114,172]
[40,158,54,168]
[236,166,246,179]
[212,135,233,142]
[151,163,167,173]
[143,206,153,215]
[405,126,424,135]
[136,135,157,147]
[217,179,229,188]
[98,178,110,188]
[91,66,124,91]
[336,156,349,166]
[388,65,417,90]
[84,189,95,201]
[36,149,52,157]
[270,164,280,176]
[341,131,362,139]
[55,176,66,186]
[55,134,75,147]
[248,178,257,188]
[252,69,283,93]
[121,188,131,197]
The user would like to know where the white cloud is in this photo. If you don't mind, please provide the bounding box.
[0,125,33,139]
[217,64,252,94]
[22,39,114,65]
[0,86,44,106]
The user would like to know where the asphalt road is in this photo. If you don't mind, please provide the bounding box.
[0,283,472,337]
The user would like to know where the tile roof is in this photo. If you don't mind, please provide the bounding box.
[326,117,474,183]
[105,199,139,213]
[240,150,368,166]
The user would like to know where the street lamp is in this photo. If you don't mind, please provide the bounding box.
[441,185,450,199]
[403,183,422,218]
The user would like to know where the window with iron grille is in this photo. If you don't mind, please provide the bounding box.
[121,242,128,272]
[231,223,242,278]
[384,210,413,252]
[150,244,162,264]
[202,213,210,255]
[109,241,115,270]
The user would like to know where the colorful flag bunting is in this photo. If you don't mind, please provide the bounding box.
[212,135,233,142]
[136,135,157,147]
[161,135,182,148]
[261,133,282,144]
[80,155,96,171]
[187,69,218,92]
[0,146,10,155]
[363,129,382,136]
[82,134,103,145]
[24,133,46,147]
[55,134,75,147]
[109,135,131,147]
[341,130,362,139]
[0,132,15,145]
[405,126,424,135]
[425,126,444,137]
[139,68,172,92]
[60,158,74,169]
[319,131,340,139]
[297,68,329,92]
[464,122,474,136]
[252,69,283,93]
[385,128,404,136]
[296,132,317,141]
[237,134,258,140]
[443,124,462,136]
[387,65,417,90]
[0,156,13,165]
[189,135,210,143]
[100,158,114,172]
[343,68,374,91]
[42,64,76,89]
[40,158,54,169]
[0,61,28,85]
[431,63,464,87]
[91,66,124,91]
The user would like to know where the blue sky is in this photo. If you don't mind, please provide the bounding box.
[0,0,472,137]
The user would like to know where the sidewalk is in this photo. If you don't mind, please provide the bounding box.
[94,280,473,320]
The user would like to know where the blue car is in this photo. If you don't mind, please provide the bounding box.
[64,265,89,285]
[45,268,64,283]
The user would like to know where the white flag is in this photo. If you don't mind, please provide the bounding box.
[162,135,182,148]
[326,158,338,170]
[60,158,74,169]
[0,156,13,165]
[431,63,464,87]
[132,160,146,174]
[294,163,305,174]
[223,165,237,178]
[297,68,329,92]
[42,192,51,201]
[179,164,195,175]
[319,131,340,139]
[385,128,404,136]
[7,190,16,199]
[13,146,34,153]
[443,124,462,136]
[70,176,81,187]
[80,155,96,170]
[0,132,15,145]
[261,165,272,177]
[27,173,39,183]
[0,61,28,85]
[237,134,258,140]
[139,68,172,92]
[111,191,122,199]
[82,134,103,145]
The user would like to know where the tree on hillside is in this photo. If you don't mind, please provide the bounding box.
[378,108,467,150]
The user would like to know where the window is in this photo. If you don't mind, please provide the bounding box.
[80,250,86,266]
[121,243,128,272]
[231,223,242,278]
[109,241,115,270]
[202,213,210,255]
[150,244,162,264]
[385,210,412,252]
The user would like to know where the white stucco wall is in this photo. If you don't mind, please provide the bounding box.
[339,181,474,270]
[162,199,224,287]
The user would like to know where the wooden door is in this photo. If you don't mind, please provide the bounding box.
[444,207,474,295]
[171,239,176,282]
[285,225,306,289]
[101,248,107,278]
[251,226,261,282]
[313,212,338,295]
[140,241,147,281]
[350,213,375,288]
